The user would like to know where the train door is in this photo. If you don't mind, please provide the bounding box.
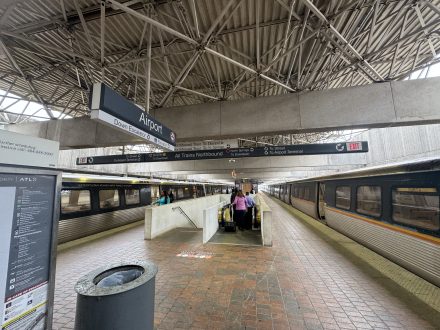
[317,182,326,220]
[151,185,160,203]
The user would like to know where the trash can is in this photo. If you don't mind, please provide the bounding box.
[74,260,158,330]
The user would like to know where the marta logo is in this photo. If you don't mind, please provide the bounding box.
[170,132,176,142]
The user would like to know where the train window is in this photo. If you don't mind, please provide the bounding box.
[61,190,91,214]
[392,188,439,231]
[99,189,120,209]
[336,186,351,210]
[125,189,140,206]
[304,187,313,201]
[356,186,381,217]
[177,188,184,198]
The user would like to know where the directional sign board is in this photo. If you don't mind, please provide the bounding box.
[77,141,368,165]
[90,83,176,151]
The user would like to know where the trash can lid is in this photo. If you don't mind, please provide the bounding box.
[74,260,158,297]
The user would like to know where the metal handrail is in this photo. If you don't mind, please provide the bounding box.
[172,206,198,228]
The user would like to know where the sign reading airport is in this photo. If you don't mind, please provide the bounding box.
[89,83,176,151]
[77,141,368,165]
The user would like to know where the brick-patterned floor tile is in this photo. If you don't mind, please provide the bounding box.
[52,196,439,329]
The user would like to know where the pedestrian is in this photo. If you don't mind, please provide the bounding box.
[169,190,174,203]
[165,190,171,204]
[230,188,237,204]
[232,190,247,230]
[230,188,237,219]
[245,191,255,229]
[154,191,168,205]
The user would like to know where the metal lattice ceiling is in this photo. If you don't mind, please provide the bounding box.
[0,0,440,124]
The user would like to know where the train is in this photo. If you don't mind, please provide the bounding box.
[265,158,440,287]
[59,173,232,244]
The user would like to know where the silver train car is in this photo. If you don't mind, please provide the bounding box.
[60,173,232,244]
[267,159,440,287]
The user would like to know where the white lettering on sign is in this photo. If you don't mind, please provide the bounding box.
[114,118,128,130]
[91,110,175,151]
[139,113,163,135]
[174,139,238,151]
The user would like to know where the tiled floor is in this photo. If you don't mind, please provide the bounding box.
[52,195,440,329]
[209,227,262,246]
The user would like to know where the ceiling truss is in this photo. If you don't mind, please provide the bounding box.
[0,0,438,125]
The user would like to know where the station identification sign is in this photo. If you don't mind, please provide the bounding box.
[89,83,176,151]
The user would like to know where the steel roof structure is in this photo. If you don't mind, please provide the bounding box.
[0,0,439,124]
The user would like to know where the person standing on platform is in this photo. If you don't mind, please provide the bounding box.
[245,192,255,229]
[163,190,170,204]
[154,191,168,205]
[230,188,237,220]
[169,190,174,203]
[232,190,247,230]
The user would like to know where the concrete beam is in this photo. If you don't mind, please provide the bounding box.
[6,77,440,147]
[6,117,145,149]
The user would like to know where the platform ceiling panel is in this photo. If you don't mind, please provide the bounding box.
[0,0,439,123]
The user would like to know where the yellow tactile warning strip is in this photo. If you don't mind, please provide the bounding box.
[269,195,440,313]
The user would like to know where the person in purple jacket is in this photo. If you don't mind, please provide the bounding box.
[232,190,247,230]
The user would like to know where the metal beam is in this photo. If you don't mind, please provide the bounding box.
[100,0,106,80]
[107,0,197,45]
[107,0,295,96]
[73,0,96,54]
[0,30,96,62]
[0,39,54,119]
[300,0,383,81]
[145,23,152,113]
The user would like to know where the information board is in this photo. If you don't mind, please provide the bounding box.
[77,141,368,165]
[0,170,59,330]
[0,130,59,168]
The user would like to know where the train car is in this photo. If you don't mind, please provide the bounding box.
[59,173,232,244]
[290,182,318,219]
[266,159,440,287]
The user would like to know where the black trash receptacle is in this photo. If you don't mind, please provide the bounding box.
[74,260,158,330]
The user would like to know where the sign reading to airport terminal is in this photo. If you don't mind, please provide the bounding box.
[89,83,176,151]
[77,141,368,165]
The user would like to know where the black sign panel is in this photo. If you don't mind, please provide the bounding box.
[0,173,56,329]
[77,141,368,165]
[90,83,176,146]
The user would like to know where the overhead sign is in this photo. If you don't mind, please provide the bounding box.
[90,83,176,151]
[175,139,238,151]
[0,130,59,168]
[0,171,59,330]
[77,141,368,165]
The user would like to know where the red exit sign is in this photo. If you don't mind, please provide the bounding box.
[347,142,362,151]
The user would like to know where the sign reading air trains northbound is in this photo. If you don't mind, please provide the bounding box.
[89,83,176,151]
[77,141,368,165]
